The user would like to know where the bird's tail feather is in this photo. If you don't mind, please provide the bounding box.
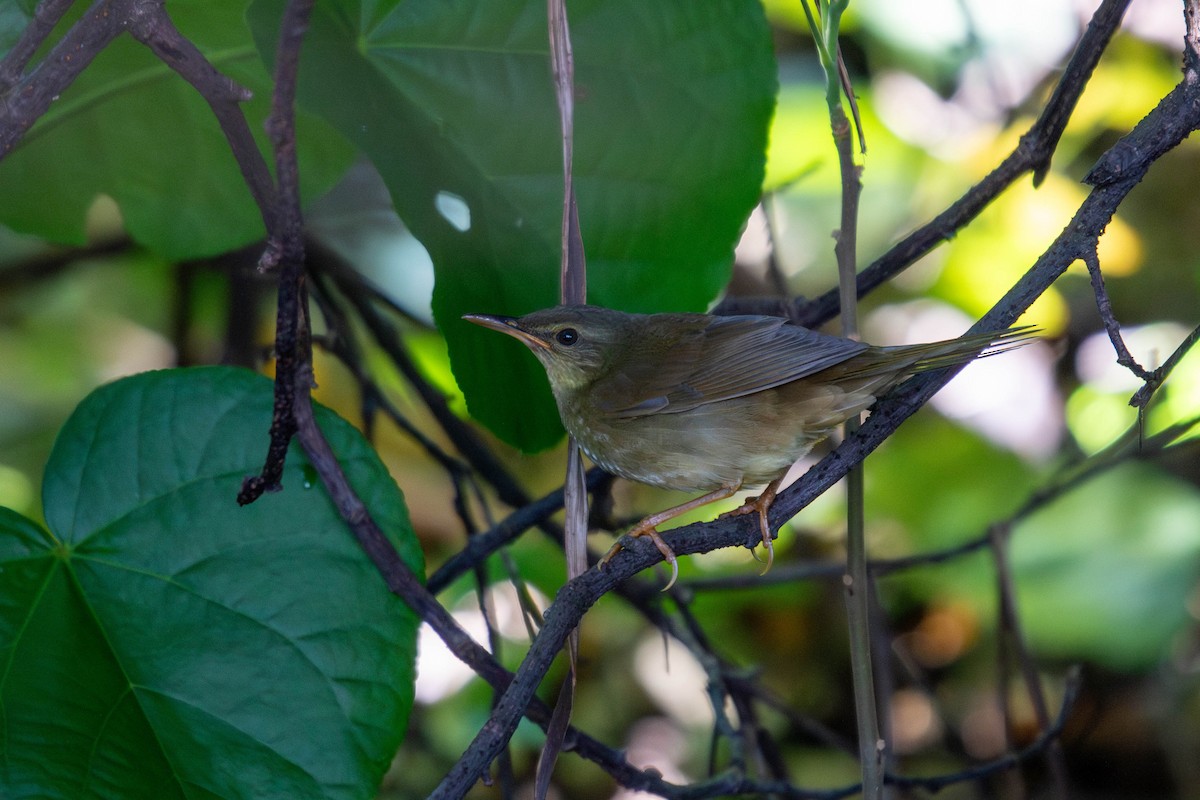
[906,325,1039,373]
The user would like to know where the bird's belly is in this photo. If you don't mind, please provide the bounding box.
[564,397,825,493]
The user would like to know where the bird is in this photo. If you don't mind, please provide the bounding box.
[465,305,1034,588]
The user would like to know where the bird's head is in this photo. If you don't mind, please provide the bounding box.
[464,305,634,393]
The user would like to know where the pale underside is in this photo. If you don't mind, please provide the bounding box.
[560,379,883,492]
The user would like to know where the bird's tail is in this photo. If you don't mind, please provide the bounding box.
[827,325,1038,385]
[903,325,1039,373]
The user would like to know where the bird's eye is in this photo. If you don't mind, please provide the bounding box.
[555,328,579,346]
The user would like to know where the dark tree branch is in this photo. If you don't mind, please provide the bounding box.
[683,416,1193,596]
[237,0,316,505]
[307,265,470,479]
[1130,323,1200,409]
[333,268,535,511]
[886,670,1081,794]
[426,468,609,594]
[2,0,274,211]
[990,522,1070,798]
[0,236,131,289]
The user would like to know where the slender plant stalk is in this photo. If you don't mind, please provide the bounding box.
[535,0,587,795]
[803,0,885,793]
[832,115,883,798]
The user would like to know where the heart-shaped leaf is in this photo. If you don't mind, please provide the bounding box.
[0,367,422,799]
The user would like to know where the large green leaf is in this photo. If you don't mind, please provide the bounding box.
[0,0,355,260]
[0,367,422,799]
[247,0,777,450]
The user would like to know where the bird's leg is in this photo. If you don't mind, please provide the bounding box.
[717,477,782,574]
[599,483,742,591]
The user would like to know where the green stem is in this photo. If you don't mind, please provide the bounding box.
[803,3,883,792]
[799,0,851,108]
[830,89,884,800]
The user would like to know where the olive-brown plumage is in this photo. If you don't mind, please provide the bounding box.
[466,305,1032,586]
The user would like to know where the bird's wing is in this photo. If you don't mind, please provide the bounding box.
[598,315,870,418]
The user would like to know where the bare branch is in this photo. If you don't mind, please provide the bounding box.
[1082,247,1154,381]
[990,523,1070,797]
[237,0,317,504]
[1130,323,1200,409]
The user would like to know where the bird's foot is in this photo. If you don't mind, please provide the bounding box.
[716,483,779,575]
[599,524,679,591]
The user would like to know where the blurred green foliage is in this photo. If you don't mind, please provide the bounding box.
[2,0,1200,797]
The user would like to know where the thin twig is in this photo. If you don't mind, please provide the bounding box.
[307,265,470,478]
[127,6,278,231]
[1082,247,1153,380]
[886,669,1082,793]
[0,237,132,290]
[426,469,609,593]
[337,273,537,511]
[1130,323,1200,409]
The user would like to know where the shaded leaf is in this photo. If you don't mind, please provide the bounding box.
[247,0,777,450]
[0,0,355,260]
[0,367,422,799]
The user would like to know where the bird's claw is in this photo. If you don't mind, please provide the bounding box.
[756,517,774,575]
[599,527,679,591]
[718,496,775,574]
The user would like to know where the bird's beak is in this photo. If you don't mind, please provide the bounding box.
[463,314,551,351]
